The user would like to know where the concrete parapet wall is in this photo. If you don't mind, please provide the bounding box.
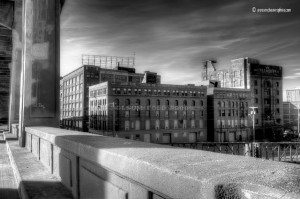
[25,126,300,199]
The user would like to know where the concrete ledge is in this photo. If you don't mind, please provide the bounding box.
[26,127,300,199]
[4,132,18,141]
[6,140,73,199]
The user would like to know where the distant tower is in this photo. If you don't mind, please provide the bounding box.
[202,59,217,80]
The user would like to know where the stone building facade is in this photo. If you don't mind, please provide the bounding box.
[89,82,207,143]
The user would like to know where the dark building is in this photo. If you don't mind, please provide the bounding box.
[0,25,12,124]
[202,58,283,141]
[207,86,252,142]
[60,55,160,131]
[88,82,207,143]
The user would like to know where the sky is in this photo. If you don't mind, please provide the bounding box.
[60,0,300,100]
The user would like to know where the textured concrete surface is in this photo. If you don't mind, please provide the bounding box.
[26,127,300,199]
[7,140,73,199]
[0,143,20,199]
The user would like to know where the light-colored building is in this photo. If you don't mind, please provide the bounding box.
[88,82,207,143]
[284,88,300,132]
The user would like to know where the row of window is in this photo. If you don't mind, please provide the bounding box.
[114,98,205,107]
[64,74,83,86]
[112,88,206,97]
[253,80,280,87]
[63,84,83,95]
[217,119,248,128]
[90,88,107,97]
[217,101,249,108]
[63,94,83,103]
[218,110,248,118]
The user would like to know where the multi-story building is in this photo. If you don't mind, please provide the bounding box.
[283,102,298,132]
[207,86,252,142]
[202,58,283,140]
[0,25,12,124]
[88,82,207,143]
[284,88,300,132]
[60,55,160,131]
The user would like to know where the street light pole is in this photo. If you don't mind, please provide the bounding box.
[297,104,300,137]
[249,107,258,142]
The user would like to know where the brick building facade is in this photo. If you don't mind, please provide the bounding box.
[202,58,283,140]
[207,87,252,142]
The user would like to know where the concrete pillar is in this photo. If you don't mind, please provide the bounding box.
[8,0,22,133]
[19,0,61,147]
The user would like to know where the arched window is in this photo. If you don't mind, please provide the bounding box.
[183,100,187,106]
[166,100,170,106]
[218,101,221,107]
[192,100,195,106]
[156,99,160,106]
[125,99,130,106]
[114,98,119,105]
[200,100,204,106]
[136,99,140,105]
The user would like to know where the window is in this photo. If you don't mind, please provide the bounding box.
[183,120,187,128]
[254,80,258,86]
[175,100,178,106]
[125,111,130,118]
[156,111,160,117]
[156,99,160,106]
[255,98,258,104]
[125,99,130,106]
[154,120,160,130]
[254,89,258,94]
[192,100,195,106]
[200,100,204,106]
[165,120,169,129]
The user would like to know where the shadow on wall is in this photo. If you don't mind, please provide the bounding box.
[0,188,19,199]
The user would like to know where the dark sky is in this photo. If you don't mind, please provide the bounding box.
[60,0,300,100]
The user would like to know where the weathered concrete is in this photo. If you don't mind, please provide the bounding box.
[19,0,62,146]
[25,127,300,199]
[0,143,20,199]
[8,0,22,132]
[0,0,14,29]
[6,140,73,199]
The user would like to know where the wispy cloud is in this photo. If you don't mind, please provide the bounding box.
[60,0,300,97]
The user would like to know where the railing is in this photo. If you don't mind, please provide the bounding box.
[166,142,300,163]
